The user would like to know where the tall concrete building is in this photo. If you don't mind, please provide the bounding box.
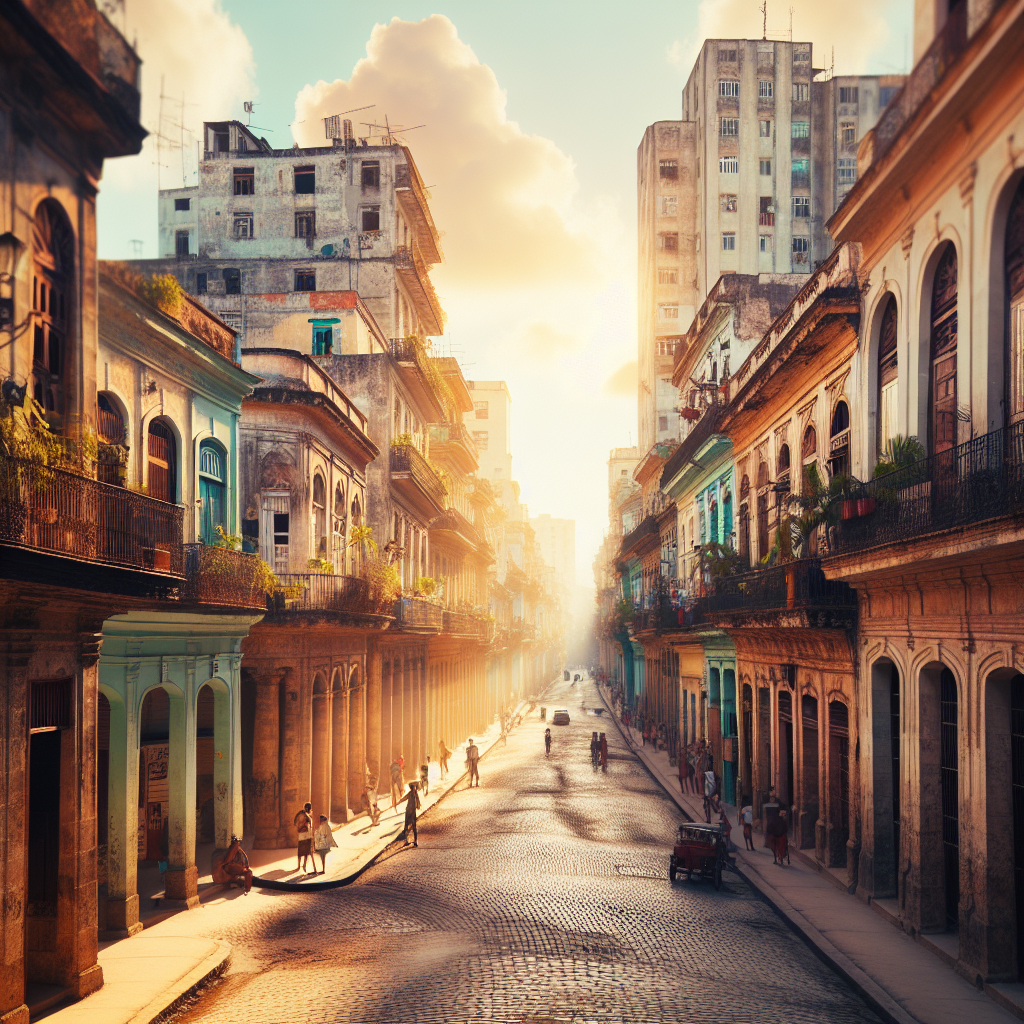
[530,514,577,596]
[465,380,514,507]
[637,39,903,449]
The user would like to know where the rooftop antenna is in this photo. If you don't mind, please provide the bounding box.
[129,239,144,258]
[761,1,768,40]
[323,104,375,139]
[789,5,794,41]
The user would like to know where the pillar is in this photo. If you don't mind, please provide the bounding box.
[348,680,365,809]
[366,647,382,787]
[212,678,238,848]
[279,670,301,843]
[103,690,142,935]
[310,688,331,825]
[403,657,414,767]
[252,672,283,849]
[164,686,198,908]
[380,656,393,771]
[331,677,350,822]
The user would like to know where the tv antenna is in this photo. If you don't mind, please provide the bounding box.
[360,114,426,146]
[323,104,375,139]
[761,1,768,40]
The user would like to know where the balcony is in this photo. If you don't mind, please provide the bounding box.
[442,609,492,639]
[392,242,445,335]
[390,443,448,518]
[0,454,183,595]
[828,424,1024,563]
[429,422,479,473]
[389,337,450,421]
[704,558,856,618]
[267,572,379,618]
[181,545,268,611]
[394,597,444,631]
[430,507,485,551]
[619,515,660,560]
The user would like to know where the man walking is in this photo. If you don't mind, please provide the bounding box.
[740,802,755,850]
[389,757,404,811]
[398,781,421,847]
[466,738,480,787]
[294,802,313,875]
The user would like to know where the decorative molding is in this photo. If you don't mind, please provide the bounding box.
[900,226,914,260]
[958,161,978,206]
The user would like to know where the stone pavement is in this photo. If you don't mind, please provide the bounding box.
[44,696,535,1024]
[597,682,1024,1024]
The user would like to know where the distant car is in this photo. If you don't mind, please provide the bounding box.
[552,709,571,725]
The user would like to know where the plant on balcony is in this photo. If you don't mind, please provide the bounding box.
[778,465,859,560]
[307,557,335,574]
[393,432,415,447]
[414,575,439,597]
[700,541,744,578]
[140,273,184,319]
[207,525,279,596]
[214,525,242,550]
[872,435,927,481]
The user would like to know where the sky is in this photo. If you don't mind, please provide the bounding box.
[96,0,914,588]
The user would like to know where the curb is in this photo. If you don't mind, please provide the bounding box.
[138,942,230,1024]
[253,697,539,893]
[594,684,920,1024]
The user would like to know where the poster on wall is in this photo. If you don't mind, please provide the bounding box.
[139,744,169,861]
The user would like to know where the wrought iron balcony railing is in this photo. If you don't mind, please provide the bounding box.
[394,596,444,630]
[0,454,183,575]
[703,558,856,614]
[390,443,448,511]
[442,609,491,638]
[269,572,374,615]
[830,423,1024,558]
[182,545,268,610]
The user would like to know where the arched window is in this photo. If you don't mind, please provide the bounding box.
[738,475,750,562]
[722,486,733,544]
[878,296,899,449]
[198,440,226,543]
[312,473,327,559]
[147,420,176,503]
[349,496,363,573]
[96,393,127,486]
[709,497,719,545]
[930,244,958,455]
[1005,178,1024,426]
[756,464,769,559]
[777,444,791,488]
[830,400,850,478]
[801,424,817,459]
[31,201,73,424]
[332,482,346,569]
[801,424,818,493]
[96,394,125,444]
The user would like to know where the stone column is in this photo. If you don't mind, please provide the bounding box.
[252,671,283,849]
[311,689,331,825]
[380,656,393,766]
[348,680,366,809]
[279,670,301,844]
[164,680,199,908]
[103,684,142,936]
[212,675,238,849]
[331,677,350,822]
[366,648,382,787]
[403,657,414,769]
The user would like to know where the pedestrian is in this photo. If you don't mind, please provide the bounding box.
[544,727,551,754]
[466,738,480,787]
[678,753,691,795]
[717,804,735,853]
[360,776,381,826]
[294,802,313,874]
[398,781,421,846]
[212,835,252,894]
[313,814,338,874]
[703,771,717,823]
[389,756,403,810]
[766,808,790,865]
[438,739,451,779]
[590,730,600,766]
[419,761,429,796]
[599,732,608,769]
[740,802,755,850]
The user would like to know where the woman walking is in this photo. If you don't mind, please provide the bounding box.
[438,739,451,780]
[313,815,338,875]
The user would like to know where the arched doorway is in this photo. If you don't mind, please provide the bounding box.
[777,689,795,811]
[741,683,754,806]
[198,440,226,544]
[828,700,850,866]
[800,694,819,849]
[829,401,850,478]
[1005,177,1024,426]
[869,659,900,897]
[195,684,216,845]
[147,419,177,503]
[929,244,959,456]
[310,674,331,825]
[312,474,327,561]
[877,296,899,451]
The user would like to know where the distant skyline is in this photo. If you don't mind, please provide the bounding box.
[97,0,913,586]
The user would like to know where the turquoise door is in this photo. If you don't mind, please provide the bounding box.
[199,441,226,544]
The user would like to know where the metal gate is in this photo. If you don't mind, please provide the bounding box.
[1012,674,1024,977]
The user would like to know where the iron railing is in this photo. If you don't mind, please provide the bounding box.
[620,515,660,558]
[0,455,183,574]
[429,421,479,460]
[704,558,856,613]
[182,545,267,610]
[442,609,491,638]
[831,423,1024,557]
[390,444,448,509]
[394,596,444,629]
[270,573,374,615]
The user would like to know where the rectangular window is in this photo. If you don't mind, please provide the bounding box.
[660,305,679,319]
[758,80,774,99]
[721,194,737,213]
[880,85,900,108]
[722,233,736,251]
[658,416,668,433]
[659,159,678,180]
[719,157,739,174]
[760,234,772,252]
[196,272,207,295]
[361,206,381,232]
[294,165,315,194]
[793,196,811,218]
[472,430,488,450]
[759,119,772,138]
[759,196,774,225]
[312,325,332,355]
[660,195,678,216]
[223,269,241,295]
[361,160,380,187]
[838,158,857,184]
[295,210,316,240]
[839,86,859,104]
[233,167,254,195]
[760,159,772,175]
[175,230,189,256]
[718,48,737,63]
[658,269,678,285]
[791,121,810,138]
[792,82,810,102]
[232,213,253,239]
[719,80,740,98]
[794,49,810,62]
[294,270,316,292]
[720,118,739,136]
[474,401,489,420]
[660,232,678,251]
[174,197,191,212]
[792,236,809,262]
[792,158,810,185]
[841,123,856,146]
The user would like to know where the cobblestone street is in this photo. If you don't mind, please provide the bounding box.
[171,679,879,1024]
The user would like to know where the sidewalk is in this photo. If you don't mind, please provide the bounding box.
[45,690,549,1024]
[596,681,1024,1024]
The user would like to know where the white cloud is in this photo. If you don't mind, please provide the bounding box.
[97,0,256,258]
[292,15,597,289]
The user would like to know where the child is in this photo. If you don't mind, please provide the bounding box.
[313,815,338,875]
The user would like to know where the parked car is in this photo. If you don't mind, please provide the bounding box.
[552,709,571,725]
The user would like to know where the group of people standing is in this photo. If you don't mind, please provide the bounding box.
[589,730,608,769]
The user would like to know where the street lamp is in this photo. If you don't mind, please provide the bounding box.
[0,231,24,332]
